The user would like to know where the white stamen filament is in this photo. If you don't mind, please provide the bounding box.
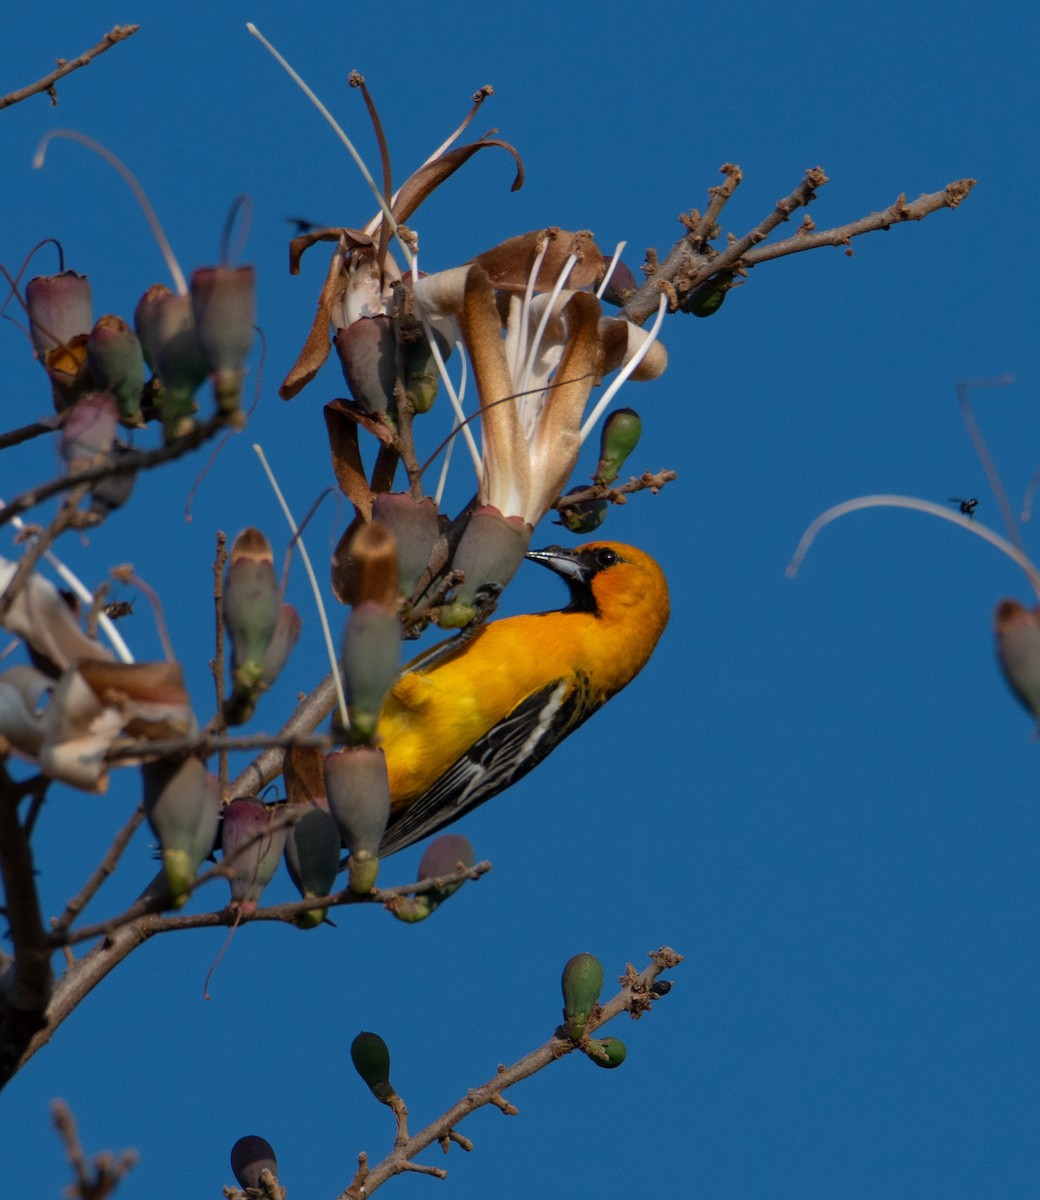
[786,493,1040,602]
[0,500,134,663]
[246,24,415,271]
[33,131,187,296]
[251,445,349,727]
[519,253,578,424]
[511,237,550,380]
[596,242,628,301]
[580,291,667,443]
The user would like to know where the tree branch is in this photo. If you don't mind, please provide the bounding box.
[341,948,684,1198]
[0,25,140,111]
[0,766,53,1087]
[0,412,233,531]
[619,169,976,325]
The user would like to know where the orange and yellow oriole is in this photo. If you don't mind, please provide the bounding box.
[377,541,669,855]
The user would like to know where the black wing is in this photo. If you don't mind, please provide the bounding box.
[380,673,598,856]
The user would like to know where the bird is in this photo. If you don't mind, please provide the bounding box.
[376,540,670,856]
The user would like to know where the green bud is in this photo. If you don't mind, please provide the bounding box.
[594,407,642,486]
[686,271,734,318]
[556,486,608,535]
[350,1030,396,1101]
[583,1036,627,1069]
[561,952,605,1040]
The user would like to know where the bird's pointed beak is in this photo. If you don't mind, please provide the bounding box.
[525,545,588,583]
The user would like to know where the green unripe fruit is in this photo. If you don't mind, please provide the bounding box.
[686,271,734,318]
[594,407,642,486]
[584,1036,627,1069]
[561,952,605,1040]
[350,1030,395,1101]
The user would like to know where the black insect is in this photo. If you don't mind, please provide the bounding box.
[103,600,135,621]
[949,496,978,519]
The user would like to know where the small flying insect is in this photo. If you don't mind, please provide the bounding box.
[103,599,135,621]
[949,496,979,519]
[286,216,328,235]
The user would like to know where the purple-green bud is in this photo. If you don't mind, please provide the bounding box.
[260,604,301,688]
[439,506,532,628]
[134,285,207,439]
[594,407,642,486]
[598,257,639,307]
[401,327,449,414]
[26,271,93,359]
[995,599,1040,725]
[350,1030,396,1101]
[86,315,146,426]
[230,1136,278,1191]
[556,485,608,534]
[389,833,476,923]
[221,797,289,914]
[190,265,256,414]
[142,756,220,906]
[335,315,396,417]
[60,393,118,472]
[284,803,340,928]
[686,271,734,318]
[341,604,401,741]
[583,1036,627,1069]
[89,443,138,518]
[418,833,475,901]
[562,952,605,1040]
[223,529,280,692]
[324,746,391,893]
[371,493,441,598]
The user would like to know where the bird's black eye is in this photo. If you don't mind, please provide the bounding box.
[595,547,620,568]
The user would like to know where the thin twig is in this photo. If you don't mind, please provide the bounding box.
[51,1098,138,1200]
[619,173,975,325]
[0,764,53,1086]
[340,948,683,1198]
[0,485,88,618]
[0,414,62,452]
[0,25,139,111]
[554,469,679,511]
[50,805,146,938]
[106,726,343,763]
[0,412,231,530]
[210,531,229,795]
[55,860,491,948]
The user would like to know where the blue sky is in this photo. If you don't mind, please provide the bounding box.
[2,2,1039,1197]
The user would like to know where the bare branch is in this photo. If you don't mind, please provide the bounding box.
[555,469,679,512]
[0,412,234,531]
[742,179,977,266]
[50,805,146,938]
[619,170,976,325]
[51,1098,138,1200]
[0,25,140,111]
[0,765,53,1086]
[340,948,683,1198]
